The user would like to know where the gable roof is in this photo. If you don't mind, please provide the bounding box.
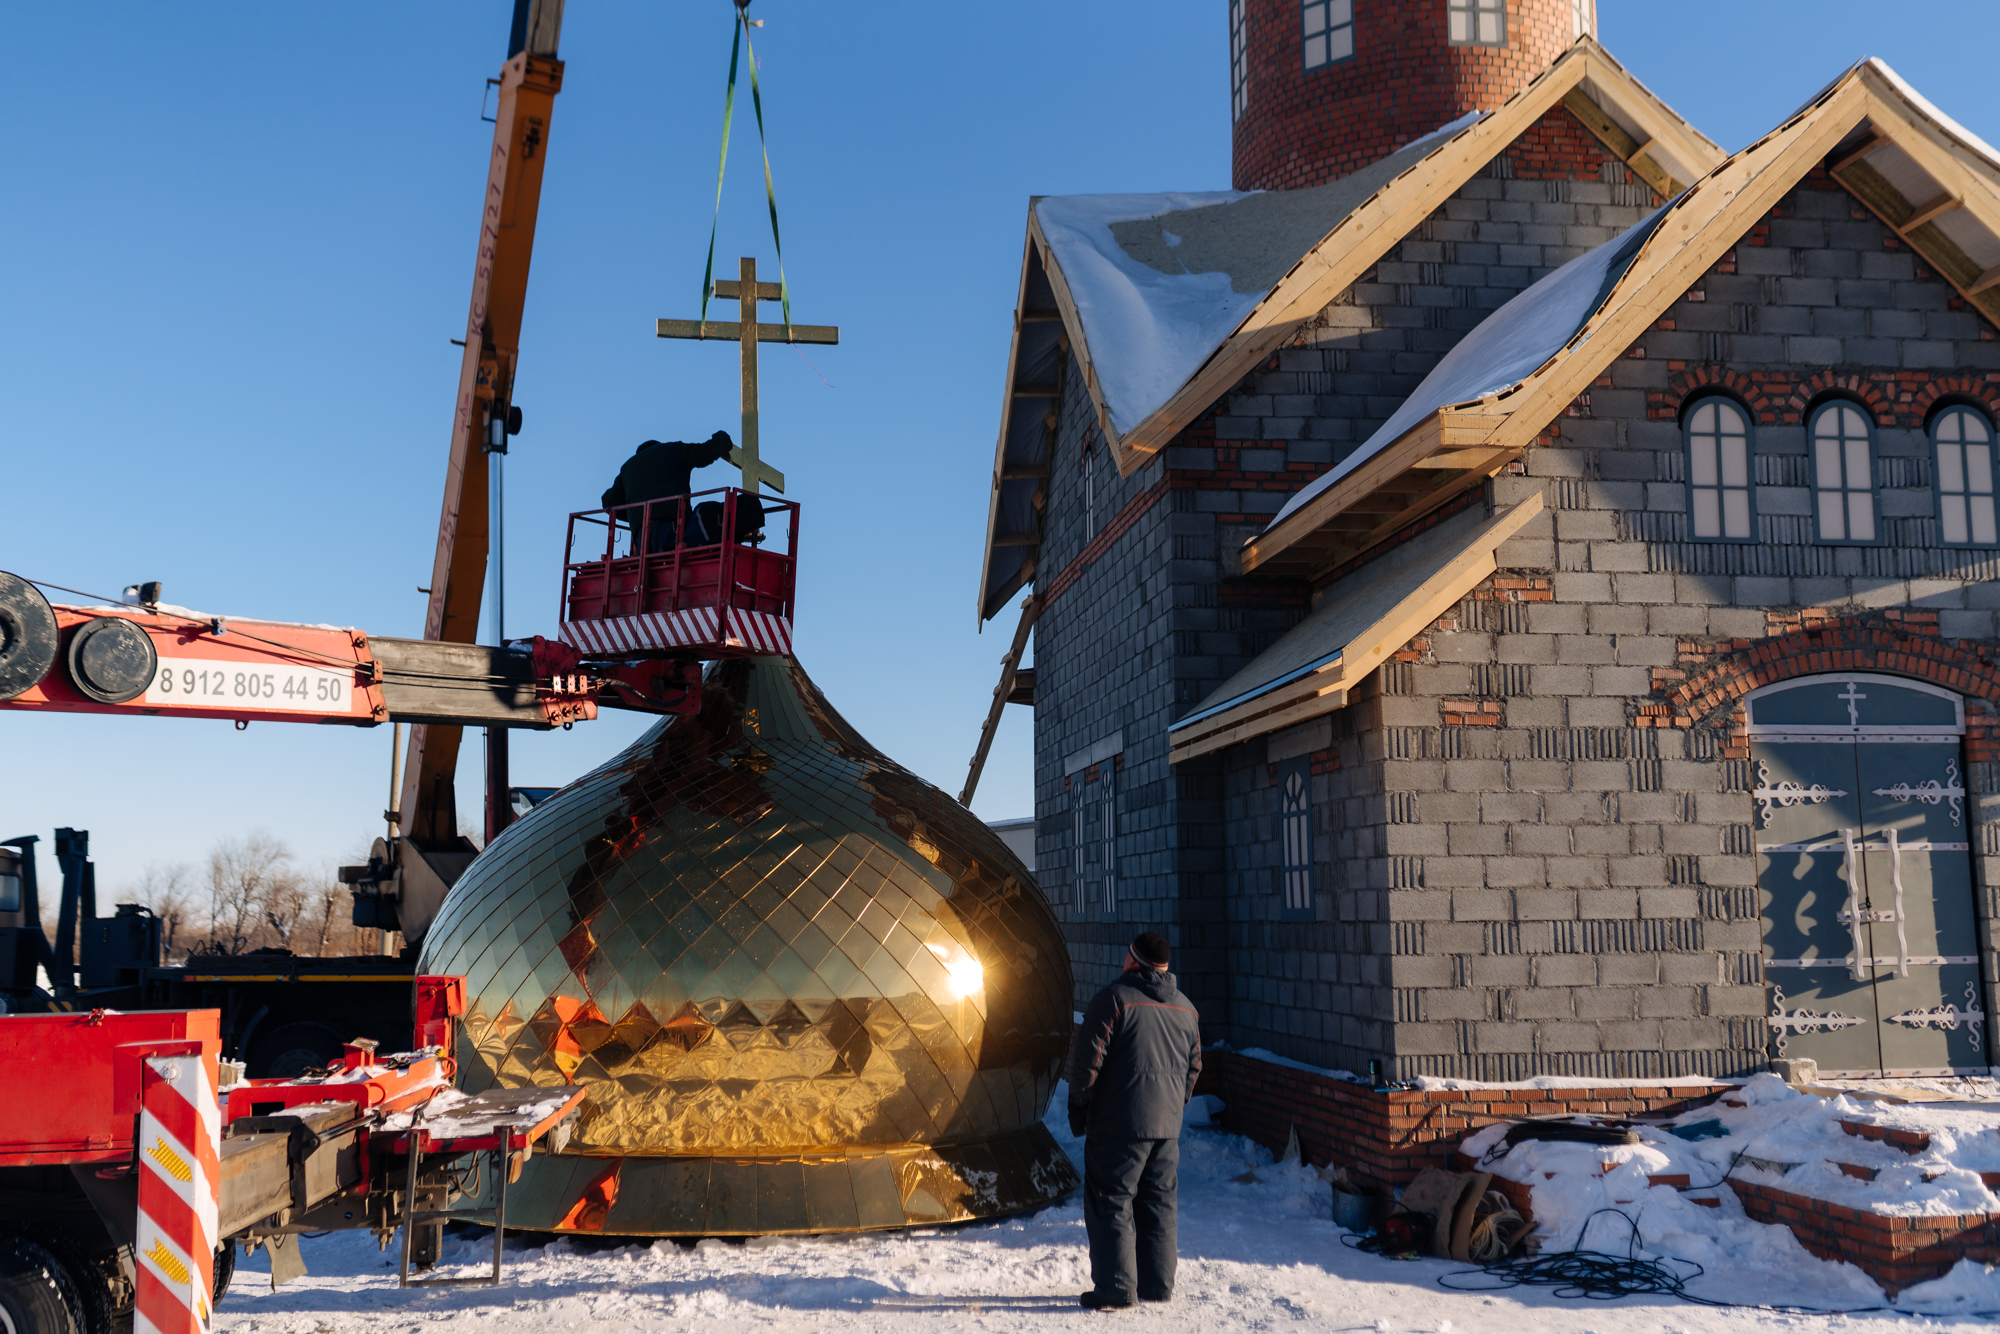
[1240,57,2000,584]
[976,37,1722,623]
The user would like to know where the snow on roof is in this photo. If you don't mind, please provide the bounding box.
[1033,114,1484,436]
[1265,199,1671,530]
[1866,57,2000,176]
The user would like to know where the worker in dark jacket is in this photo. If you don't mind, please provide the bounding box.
[1066,931,1202,1311]
[601,431,735,550]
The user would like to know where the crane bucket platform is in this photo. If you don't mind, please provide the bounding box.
[559,486,798,659]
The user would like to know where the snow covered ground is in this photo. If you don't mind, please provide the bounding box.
[215,1087,2000,1333]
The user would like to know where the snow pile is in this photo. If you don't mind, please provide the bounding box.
[211,1078,2000,1331]
[1461,1072,2000,1312]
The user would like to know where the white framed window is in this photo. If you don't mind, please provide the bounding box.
[1279,760,1312,920]
[1685,396,1754,541]
[1571,0,1594,39]
[1447,0,1505,46]
[1230,0,1250,122]
[1302,0,1353,69]
[1811,401,1879,544]
[1933,405,1998,546]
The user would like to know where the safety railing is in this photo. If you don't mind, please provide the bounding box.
[560,487,798,647]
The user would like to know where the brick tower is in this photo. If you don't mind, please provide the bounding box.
[1230,0,1591,190]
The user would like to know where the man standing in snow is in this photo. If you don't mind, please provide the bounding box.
[1066,931,1203,1311]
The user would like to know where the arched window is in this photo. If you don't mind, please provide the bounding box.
[1302,0,1354,69]
[1932,405,1997,547]
[1684,396,1753,541]
[1810,400,1879,544]
[1279,760,1312,921]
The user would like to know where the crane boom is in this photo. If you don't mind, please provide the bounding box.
[399,1,566,850]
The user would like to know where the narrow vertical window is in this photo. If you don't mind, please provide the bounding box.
[1447,0,1505,46]
[1071,779,1087,913]
[1088,448,1104,544]
[1100,765,1117,920]
[1571,0,1594,39]
[1230,0,1250,122]
[1301,0,1353,69]
[1811,401,1879,544]
[1685,397,1754,540]
[1933,406,1998,546]
[1279,760,1312,920]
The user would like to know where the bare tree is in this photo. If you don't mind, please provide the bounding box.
[129,863,199,962]
[199,833,299,955]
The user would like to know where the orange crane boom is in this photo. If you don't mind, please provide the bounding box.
[399,0,566,852]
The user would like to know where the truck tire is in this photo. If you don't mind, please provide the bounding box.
[0,1236,82,1334]
[246,1022,348,1079]
[30,1239,112,1334]
[212,1242,234,1308]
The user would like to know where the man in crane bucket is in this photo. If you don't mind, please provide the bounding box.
[1065,931,1203,1311]
[602,430,745,550]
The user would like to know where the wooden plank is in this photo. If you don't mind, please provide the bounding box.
[992,531,1041,547]
[1970,264,2000,296]
[1086,44,1723,476]
[1900,192,1962,233]
[1836,150,2000,332]
[1170,689,1349,765]
[1832,132,1886,173]
[1012,384,1059,398]
[978,226,1042,624]
[656,319,839,344]
[1461,78,1872,466]
[1019,310,1063,322]
[1000,465,1051,480]
[960,595,1042,804]
[1169,495,1543,762]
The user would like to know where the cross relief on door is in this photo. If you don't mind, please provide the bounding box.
[1749,674,1987,1077]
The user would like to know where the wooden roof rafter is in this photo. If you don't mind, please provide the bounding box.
[1236,59,2000,585]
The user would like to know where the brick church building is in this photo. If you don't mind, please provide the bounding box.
[973,0,2000,1084]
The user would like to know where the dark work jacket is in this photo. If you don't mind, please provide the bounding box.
[601,438,732,512]
[1066,967,1202,1140]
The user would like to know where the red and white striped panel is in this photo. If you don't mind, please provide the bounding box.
[561,608,720,657]
[724,608,793,656]
[136,1054,220,1334]
[561,607,791,658]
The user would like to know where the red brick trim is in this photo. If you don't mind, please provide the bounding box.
[1039,477,1172,609]
[1650,365,1790,424]
[1732,1178,2000,1296]
[1788,372,1896,427]
[1641,611,2000,764]
[1195,1049,1727,1187]
[1911,377,2000,426]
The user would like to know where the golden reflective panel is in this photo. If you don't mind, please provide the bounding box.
[419,656,1077,1234]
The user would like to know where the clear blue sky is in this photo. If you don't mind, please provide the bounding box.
[5,1,1993,896]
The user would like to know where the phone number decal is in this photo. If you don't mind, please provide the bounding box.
[144,656,355,713]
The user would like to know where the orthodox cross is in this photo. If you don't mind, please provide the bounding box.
[1838,681,1867,726]
[656,256,839,495]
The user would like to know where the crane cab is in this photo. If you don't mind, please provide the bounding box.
[559,487,798,660]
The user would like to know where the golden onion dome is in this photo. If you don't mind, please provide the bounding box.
[418,655,1076,1234]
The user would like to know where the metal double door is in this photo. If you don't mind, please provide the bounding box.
[1757,735,1983,1076]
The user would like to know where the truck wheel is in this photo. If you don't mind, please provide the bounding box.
[0,1236,82,1334]
[30,1239,112,1334]
[212,1242,234,1308]
[246,1023,347,1078]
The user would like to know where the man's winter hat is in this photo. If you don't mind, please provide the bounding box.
[1131,932,1170,967]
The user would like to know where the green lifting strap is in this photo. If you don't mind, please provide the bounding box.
[697,7,792,330]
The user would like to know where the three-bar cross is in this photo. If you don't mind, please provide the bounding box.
[656,256,839,495]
